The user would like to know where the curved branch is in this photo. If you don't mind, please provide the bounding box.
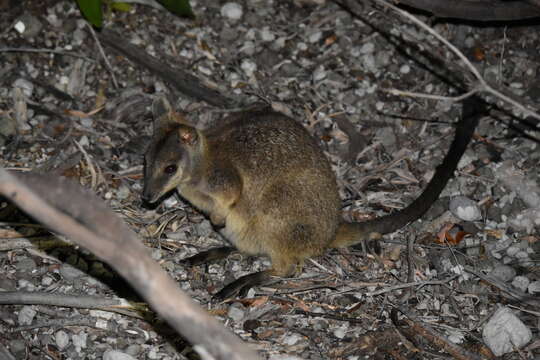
[397,0,540,21]
[0,170,260,360]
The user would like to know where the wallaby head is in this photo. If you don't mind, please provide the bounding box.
[142,97,201,203]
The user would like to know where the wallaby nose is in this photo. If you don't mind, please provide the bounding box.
[141,187,154,203]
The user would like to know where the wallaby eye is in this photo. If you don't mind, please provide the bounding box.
[164,165,177,174]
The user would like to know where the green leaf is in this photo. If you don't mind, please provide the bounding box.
[158,0,195,19]
[76,0,103,28]
[111,2,133,12]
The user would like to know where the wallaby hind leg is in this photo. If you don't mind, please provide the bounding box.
[181,246,236,266]
[213,248,300,300]
[213,270,273,301]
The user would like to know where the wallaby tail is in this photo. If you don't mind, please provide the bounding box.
[330,96,486,249]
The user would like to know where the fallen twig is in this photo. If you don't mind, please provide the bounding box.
[86,23,119,89]
[0,47,95,62]
[392,307,487,360]
[365,275,458,296]
[11,316,105,333]
[0,291,145,319]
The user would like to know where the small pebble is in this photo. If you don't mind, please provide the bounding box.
[399,64,410,74]
[528,280,540,294]
[18,306,36,325]
[260,27,275,42]
[13,78,34,97]
[228,305,245,322]
[333,325,347,339]
[449,196,482,221]
[72,332,87,352]
[360,42,375,54]
[308,31,322,43]
[41,276,54,286]
[506,246,520,257]
[241,59,257,77]
[163,195,179,208]
[511,276,530,292]
[124,344,141,357]
[55,330,70,350]
[103,350,137,360]
[489,265,516,282]
[313,66,326,81]
[221,3,243,21]
[284,333,303,346]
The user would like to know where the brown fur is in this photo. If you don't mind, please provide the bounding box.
[143,97,483,286]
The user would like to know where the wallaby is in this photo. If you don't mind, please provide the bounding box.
[143,97,484,299]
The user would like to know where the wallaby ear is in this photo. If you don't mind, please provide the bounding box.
[152,97,188,135]
[152,96,173,119]
[178,125,198,146]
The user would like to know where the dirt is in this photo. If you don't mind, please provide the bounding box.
[0,0,539,359]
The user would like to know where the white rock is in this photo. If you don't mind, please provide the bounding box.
[308,31,322,43]
[14,21,25,34]
[55,330,69,350]
[221,3,243,21]
[449,196,482,221]
[13,78,34,97]
[313,66,326,81]
[239,40,256,55]
[506,246,520,257]
[227,305,245,322]
[511,276,530,292]
[284,333,303,346]
[163,195,179,208]
[482,307,532,356]
[89,309,114,320]
[72,332,87,352]
[360,42,375,54]
[80,117,93,128]
[269,356,303,360]
[528,280,540,294]
[78,135,89,147]
[241,59,257,77]
[260,27,275,42]
[446,329,465,344]
[18,306,36,325]
[399,64,410,74]
[103,350,137,360]
[489,265,516,282]
[333,325,347,339]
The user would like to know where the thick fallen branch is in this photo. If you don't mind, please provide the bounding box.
[0,169,260,360]
[396,0,540,21]
[98,28,237,108]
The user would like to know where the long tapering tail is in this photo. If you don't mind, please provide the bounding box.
[331,96,486,248]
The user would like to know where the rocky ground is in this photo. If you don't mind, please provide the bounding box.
[0,0,539,359]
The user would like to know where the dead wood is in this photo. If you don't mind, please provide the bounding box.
[0,169,260,360]
[395,0,540,21]
[98,28,237,108]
